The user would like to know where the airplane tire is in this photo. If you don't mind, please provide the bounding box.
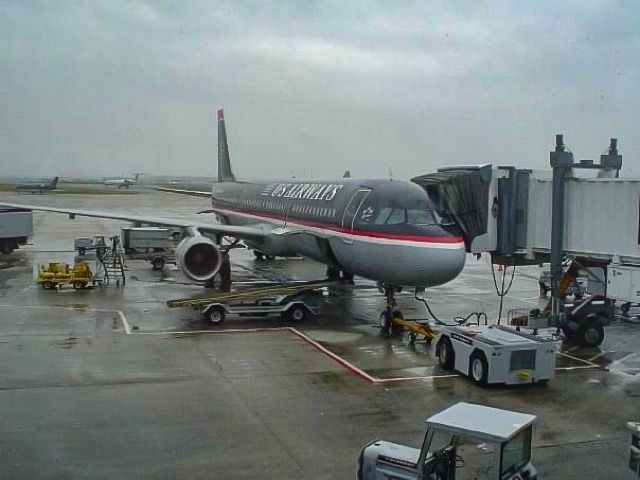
[265,255,276,261]
[437,337,455,371]
[390,309,404,334]
[378,311,392,335]
[469,351,489,386]
[326,266,341,281]
[253,250,264,260]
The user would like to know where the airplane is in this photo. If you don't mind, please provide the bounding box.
[15,176,59,194]
[0,109,466,327]
[104,173,140,189]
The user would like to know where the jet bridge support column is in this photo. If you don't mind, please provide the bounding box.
[549,135,574,323]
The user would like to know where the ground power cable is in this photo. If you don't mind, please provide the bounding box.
[414,291,488,327]
[491,260,517,324]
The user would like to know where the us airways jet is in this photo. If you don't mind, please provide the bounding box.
[0,109,466,326]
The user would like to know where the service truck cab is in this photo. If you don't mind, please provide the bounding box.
[358,402,537,480]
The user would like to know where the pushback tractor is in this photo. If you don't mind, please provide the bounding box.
[358,402,537,480]
[435,325,556,386]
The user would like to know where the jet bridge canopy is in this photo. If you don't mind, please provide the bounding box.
[411,165,492,249]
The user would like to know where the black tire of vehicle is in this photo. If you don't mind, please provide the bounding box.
[576,318,605,347]
[286,304,307,322]
[205,307,226,325]
[469,351,489,386]
[152,257,165,271]
[437,337,455,371]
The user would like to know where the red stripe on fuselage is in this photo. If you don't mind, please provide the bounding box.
[212,203,465,244]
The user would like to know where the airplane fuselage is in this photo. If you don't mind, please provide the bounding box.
[210,178,466,287]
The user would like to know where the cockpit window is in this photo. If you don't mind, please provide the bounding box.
[357,186,451,227]
[371,207,441,226]
[407,209,437,225]
[386,209,406,225]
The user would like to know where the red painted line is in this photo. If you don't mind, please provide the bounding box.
[287,328,377,383]
[213,204,465,244]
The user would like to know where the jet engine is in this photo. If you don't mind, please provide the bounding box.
[175,235,222,283]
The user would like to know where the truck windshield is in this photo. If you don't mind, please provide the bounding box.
[500,426,532,476]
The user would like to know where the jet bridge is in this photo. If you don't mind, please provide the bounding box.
[413,136,638,346]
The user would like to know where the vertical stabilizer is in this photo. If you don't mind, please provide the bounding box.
[217,108,236,182]
[133,173,140,182]
[50,177,59,189]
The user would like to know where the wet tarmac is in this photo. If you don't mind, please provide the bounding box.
[1,190,639,478]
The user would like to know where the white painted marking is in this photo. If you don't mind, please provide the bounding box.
[557,351,600,367]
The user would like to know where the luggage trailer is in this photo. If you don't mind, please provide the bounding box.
[167,280,335,325]
[435,324,557,386]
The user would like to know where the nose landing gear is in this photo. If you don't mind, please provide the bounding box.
[378,284,403,335]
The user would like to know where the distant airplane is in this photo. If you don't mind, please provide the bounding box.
[15,176,59,194]
[104,173,141,189]
[1,109,466,328]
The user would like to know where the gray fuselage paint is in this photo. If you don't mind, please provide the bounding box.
[211,178,466,287]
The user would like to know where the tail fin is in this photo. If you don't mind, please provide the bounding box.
[50,176,59,189]
[217,108,236,182]
[133,173,140,182]
[342,170,351,178]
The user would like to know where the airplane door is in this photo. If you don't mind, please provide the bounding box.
[340,189,371,243]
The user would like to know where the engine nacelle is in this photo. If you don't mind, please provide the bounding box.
[175,236,222,283]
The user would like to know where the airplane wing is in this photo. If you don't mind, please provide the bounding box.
[154,187,211,198]
[0,202,265,242]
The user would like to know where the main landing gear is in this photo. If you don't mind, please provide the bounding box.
[378,284,403,336]
[253,250,275,261]
[325,266,355,284]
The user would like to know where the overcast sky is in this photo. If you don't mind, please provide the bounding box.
[2,1,639,180]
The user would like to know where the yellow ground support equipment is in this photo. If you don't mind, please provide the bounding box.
[37,262,94,290]
[390,316,438,343]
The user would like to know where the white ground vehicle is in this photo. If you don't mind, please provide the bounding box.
[436,325,556,386]
[358,402,537,480]
[121,227,178,270]
[0,208,32,255]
